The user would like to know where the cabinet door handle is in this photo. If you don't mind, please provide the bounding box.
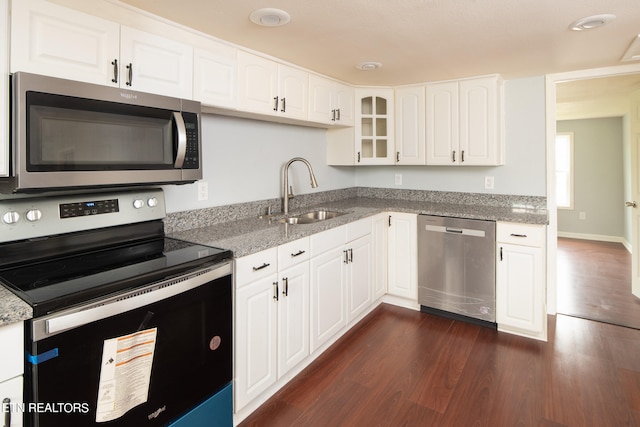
[126,63,133,86]
[291,250,306,258]
[281,97,286,112]
[357,152,361,163]
[283,277,289,296]
[111,59,118,83]
[500,246,503,261]
[452,150,456,163]
[348,248,353,263]
[336,109,341,121]
[343,249,349,264]
[388,215,392,227]
[3,397,11,427]
[461,150,465,163]
[252,262,271,271]
[396,152,400,162]
[273,282,279,301]
[331,109,336,121]
[510,233,528,238]
[273,97,279,111]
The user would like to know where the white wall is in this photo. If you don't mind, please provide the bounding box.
[164,76,547,213]
[163,115,355,213]
[354,76,547,196]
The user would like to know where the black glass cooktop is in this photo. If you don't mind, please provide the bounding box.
[0,232,232,317]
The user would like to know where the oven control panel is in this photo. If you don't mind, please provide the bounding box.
[0,189,166,243]
[60,199,120,218]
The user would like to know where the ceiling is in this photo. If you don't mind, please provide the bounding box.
[114,0,640,87]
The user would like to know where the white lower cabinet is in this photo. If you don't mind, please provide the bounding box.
[496,222,547,341]
[387,212,418,300]
[372,213,389,300]
[234,239,310,412]
[0,321,24,427]
[0,376,22,427]
[309,218,373,353]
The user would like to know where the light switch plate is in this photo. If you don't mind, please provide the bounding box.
[197,181,209,201]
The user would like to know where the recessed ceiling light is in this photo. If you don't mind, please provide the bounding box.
[569,14,616,31]
[356,61,382,71]
[249,8,291,27]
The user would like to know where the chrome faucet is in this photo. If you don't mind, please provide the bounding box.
[283,157,318,215]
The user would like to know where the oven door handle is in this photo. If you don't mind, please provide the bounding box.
[36,262,232,341]
[173,112,187,168]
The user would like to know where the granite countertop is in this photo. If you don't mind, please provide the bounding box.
[169,196,548,258]
[0,195,547,327]
[0,285,33,327]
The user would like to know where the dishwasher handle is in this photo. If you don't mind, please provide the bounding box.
[423,224,486,238]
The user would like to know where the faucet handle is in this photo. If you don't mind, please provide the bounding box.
[288,185,295,199]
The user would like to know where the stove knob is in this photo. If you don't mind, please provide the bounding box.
[2,211,20,224]
[26,209,42,222]
[133,199,145,209]
[147,197,158,208]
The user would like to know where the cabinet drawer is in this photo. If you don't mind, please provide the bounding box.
[0,321,24,383]
[278,237,310,271]
[346,217,372,242]
[497,222,545,247]
[310,225,346,256]
[235,248,278,286]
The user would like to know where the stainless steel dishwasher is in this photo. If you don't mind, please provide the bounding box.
[418,215,496,326]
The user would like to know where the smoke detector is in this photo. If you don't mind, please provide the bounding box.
[569,14,616,31]
[249,8,291,27]
[356,61,383,71]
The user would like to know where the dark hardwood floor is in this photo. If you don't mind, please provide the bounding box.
[557,237,640,330]
[239,304,640,427]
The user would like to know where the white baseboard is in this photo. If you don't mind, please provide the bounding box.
[557,231,631,253]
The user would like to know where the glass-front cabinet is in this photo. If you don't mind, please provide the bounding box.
[355,88,394,165]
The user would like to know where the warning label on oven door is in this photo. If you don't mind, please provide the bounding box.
[95,328,158,423]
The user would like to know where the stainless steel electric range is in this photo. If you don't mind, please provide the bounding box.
[0,189,233,427]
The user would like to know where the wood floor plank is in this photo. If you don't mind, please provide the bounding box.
[238,305,640,427]
[557,237,640,329]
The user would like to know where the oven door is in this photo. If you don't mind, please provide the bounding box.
[10,72,201,192]
[24,261,232,427]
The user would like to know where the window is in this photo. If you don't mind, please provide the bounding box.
[556,132,574,209]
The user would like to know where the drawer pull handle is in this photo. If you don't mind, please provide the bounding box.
[291,250,306,258]
[273,282,279,301]
[253,262,271,271]
[510,233,528,238]
[3,397,11,427]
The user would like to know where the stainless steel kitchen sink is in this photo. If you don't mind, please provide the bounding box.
[276,210,346,225]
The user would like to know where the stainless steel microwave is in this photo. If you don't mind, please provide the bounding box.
[2,72,202,193]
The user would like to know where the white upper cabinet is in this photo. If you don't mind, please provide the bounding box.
[11,0,193,99]
[193,42,237,109]
[237,51,308,120]
[11,0,120,85]
[355,88,395,165]
[395,85,426,165]
[426,75,504,166]
[308,74,354,126]
[119,26,193,99]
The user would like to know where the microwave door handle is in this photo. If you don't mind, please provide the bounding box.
[173,112,187,168]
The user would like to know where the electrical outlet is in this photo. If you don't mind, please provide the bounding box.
[395,174,402,186]
[197,181,208,201]
[484,176,495,190]
[579,212,586,220]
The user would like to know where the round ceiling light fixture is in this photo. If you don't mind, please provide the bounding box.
[356,61,383,71]
[569,14,616,31]
[249,8,291,27]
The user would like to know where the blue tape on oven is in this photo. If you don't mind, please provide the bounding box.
[26,348,59,365]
